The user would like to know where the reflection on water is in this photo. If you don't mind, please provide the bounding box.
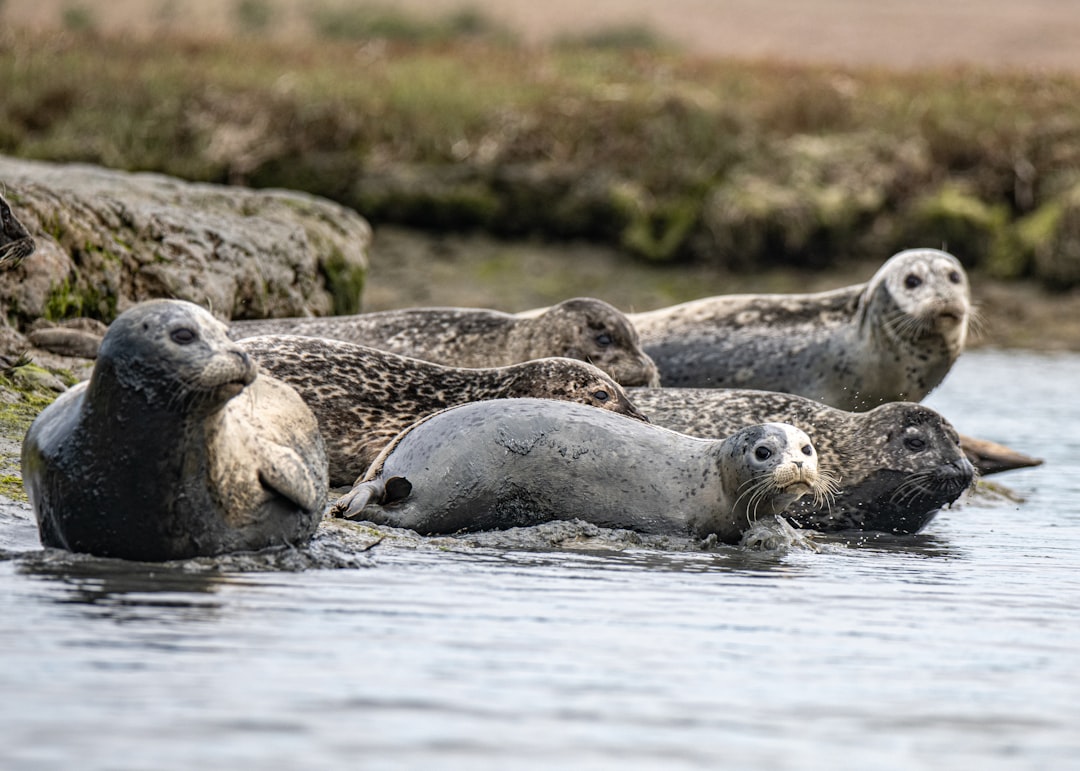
[1,350,1078,770]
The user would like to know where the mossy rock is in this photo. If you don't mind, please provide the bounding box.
[0,155,371,327]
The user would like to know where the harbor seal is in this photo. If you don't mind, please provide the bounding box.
[0,192,35,269]
[630,387,976,534]
[238,334,648,487]
[630,249,971,410]
[21,299,328,561]
[331,398,834,544]
[230,297,661,387]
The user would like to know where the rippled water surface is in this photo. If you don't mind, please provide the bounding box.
[2,349,1078,770]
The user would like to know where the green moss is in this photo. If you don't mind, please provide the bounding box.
[43,278,83,320]
[320,247,366,315]
[620,196,700,262]
[42,277,118,323]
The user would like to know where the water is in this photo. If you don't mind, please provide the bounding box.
[1,349,1078,770]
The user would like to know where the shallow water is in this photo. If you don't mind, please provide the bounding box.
[1,349,1078,770]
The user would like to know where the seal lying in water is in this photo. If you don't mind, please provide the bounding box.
[21,299,328,561]
[331,398,834,544]
[0,192,35,269]
[238,335,648,487]
[630,249,971,410]
[630,387,976,534]
[230,297,660,387]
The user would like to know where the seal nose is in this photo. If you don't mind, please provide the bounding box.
[232,348,258,384]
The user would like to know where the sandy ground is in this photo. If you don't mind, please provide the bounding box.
[5,0,1080,72]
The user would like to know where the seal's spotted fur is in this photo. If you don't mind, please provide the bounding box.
[240,335,648,486]
[232,297,660,387]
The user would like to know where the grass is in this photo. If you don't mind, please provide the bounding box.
[1,26,1080,285]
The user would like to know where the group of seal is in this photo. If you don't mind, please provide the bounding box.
[22,300,328,561]
[20,240,1035,559]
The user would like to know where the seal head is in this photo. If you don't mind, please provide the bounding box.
[520,298,661,387]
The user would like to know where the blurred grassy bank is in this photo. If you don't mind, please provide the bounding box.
[2,15,1080,290]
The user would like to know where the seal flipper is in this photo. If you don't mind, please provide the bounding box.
[330,476,412,520]
[258,443,326,513]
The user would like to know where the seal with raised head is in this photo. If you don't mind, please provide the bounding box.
[630,249,971,410]
[230,297,661,387]
[0,192,35,269]
[331,397,833,544]
[239,334,648,487]
[630,387,976,534]
[21,299,328,561]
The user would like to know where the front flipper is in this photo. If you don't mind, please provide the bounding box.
[330,476,412,520]
[259,443,327,513]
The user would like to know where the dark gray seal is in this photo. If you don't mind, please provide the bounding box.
[21,299,328,561]
[630,387,975,534]
[230,297,661,387]
[238,334,648,487]
[0,192,35,269]
[630,249,971,409]
[331,398,833,544]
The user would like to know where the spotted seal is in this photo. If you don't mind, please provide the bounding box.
[630,387,975,534]
[630,249,971,410]
[331,398,834,544]
[238,335,648,487]
[0,192,35,269]
[21,299,328,561]
[230,297,661,387]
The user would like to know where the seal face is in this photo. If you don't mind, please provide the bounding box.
[230,297,661,387]
[239,334,648,487]
[630,249,971,410]
[330,398,829,544]
[630,387,975,534]
[0,193,35,270]
[21,299,328,561]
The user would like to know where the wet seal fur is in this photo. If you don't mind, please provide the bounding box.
[630,387,976,534]
[239,334,648,487]
[22,300,328,561]
[0,192,35,269]
[230,297,661,387]
[331,397,833,544]
[631,249,971,410]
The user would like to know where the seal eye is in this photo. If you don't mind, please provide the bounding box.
[904,436,927,452]
[904,274,923,290]
[595,332,613,347]
[170,327,198,345]
[592,390,610,402]
[754,446,772,461]
[948,270,961,284]
[801,444,813,457]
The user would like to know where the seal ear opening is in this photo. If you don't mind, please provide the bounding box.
[382,476,412,504]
